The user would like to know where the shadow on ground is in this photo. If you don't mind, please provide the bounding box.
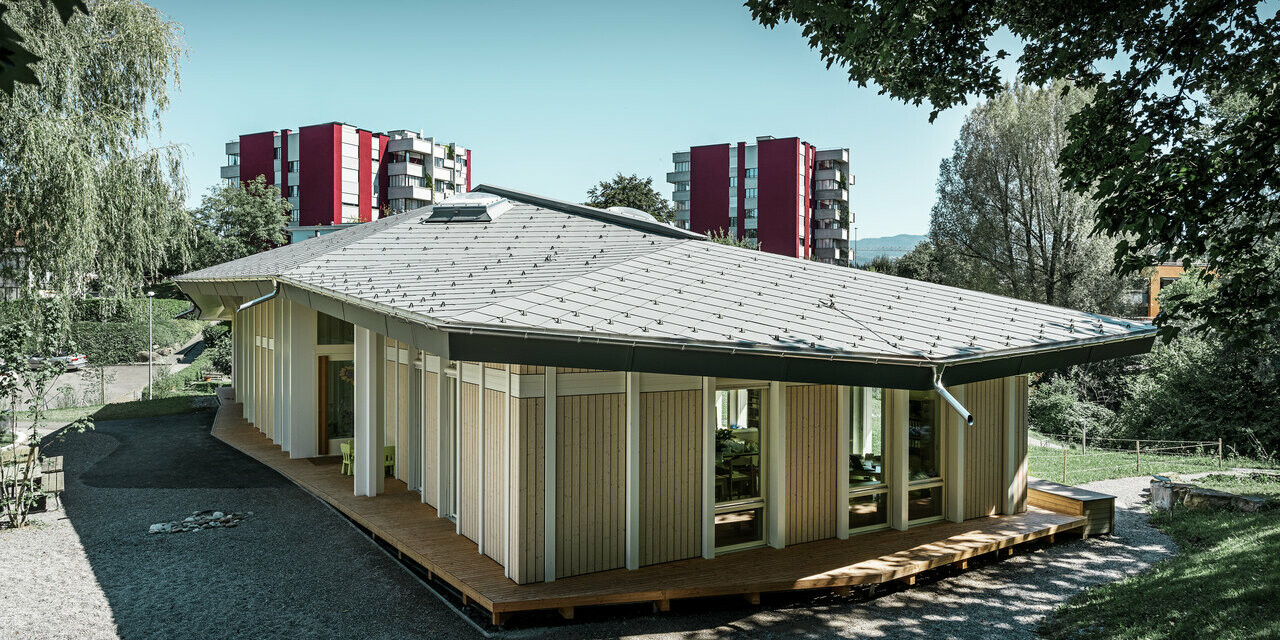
[45,412,476,640]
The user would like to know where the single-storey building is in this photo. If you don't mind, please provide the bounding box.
[175,186,1155,621]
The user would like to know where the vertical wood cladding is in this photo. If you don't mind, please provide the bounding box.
[786,384,838,545]
[639,389,702,566]
[556,392,625,578]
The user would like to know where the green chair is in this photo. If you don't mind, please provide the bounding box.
[383,445,395,477]
[340,441,353,476]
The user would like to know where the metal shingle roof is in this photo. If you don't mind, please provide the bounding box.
[176,185,1155,369]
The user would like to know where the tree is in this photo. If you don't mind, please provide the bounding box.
[0,0,189,298]
[930,82,1129,313]
[187,176,290,272]
[0,0,84,93]
[706,229,759,250]
[746,0,1280,343]
[584,173,676,223]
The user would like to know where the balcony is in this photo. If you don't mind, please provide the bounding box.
[224,141,240,155]
[387,185,434,202]
[814,226,849,241]
[814,168,843,182]
[386,136,433,155]
[815,188,848,201]
[220,165,240,179]
[815,148,849,163]
[672,190,690,202]
[666,170,689,184]
[387,162,426,177]
[813,207,842,221]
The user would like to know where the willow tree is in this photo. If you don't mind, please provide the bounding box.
[0,0,190,300]
[0,0,186,527]
[929,83,1128,314]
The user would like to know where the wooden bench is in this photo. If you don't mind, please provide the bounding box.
[1027,477,1114,536]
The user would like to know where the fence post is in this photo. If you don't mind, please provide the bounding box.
[1136,440,1141,474]
[1218,438,1223,470]
[1082,427,1087,454]
[100,366,107,405]
[1062,446,1067,483]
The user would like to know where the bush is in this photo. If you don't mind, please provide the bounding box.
[73,297,191,323]
[71,320,182,364]
[202,322,229,343]
[1029,375,1117,441]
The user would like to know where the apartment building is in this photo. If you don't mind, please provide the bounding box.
[221,123,471,243]
[667,136,852,265]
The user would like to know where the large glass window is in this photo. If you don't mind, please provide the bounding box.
[908,390,944,521]
[848,388,889,531]
[714,386,767,551]
[317,312,354,345]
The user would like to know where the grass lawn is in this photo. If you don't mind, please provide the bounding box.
[1041,472,1280,639]
[1027,444,1243,484]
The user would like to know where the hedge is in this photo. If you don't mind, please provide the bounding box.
[70,318,203,365]
[73,297,191,323]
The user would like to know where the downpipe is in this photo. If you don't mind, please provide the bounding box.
[933,376,974,426]
[236,285,279,312]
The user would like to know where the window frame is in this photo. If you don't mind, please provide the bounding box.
[712,382,771,553]
[848,387,891,534]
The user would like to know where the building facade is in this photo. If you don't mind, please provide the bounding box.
[667,136,852,265]
[221,123,471,243]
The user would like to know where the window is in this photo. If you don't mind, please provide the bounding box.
[673,161,690,172]
[390,175,427,188]
[227,154,240,166]
[745,168,758,178]
[317,312,354,345]
[287,161,299,173]
[714,386,768,551]
[286,185,299,198]
[907,390,944,521]
[674,181,689,192]
[273,147,280,160]
[816,179,838,191]
[745,209,757,219]
[729,177,737,187]
[848,388,889,530]
[745,188,758,198]
[434,157,444,168]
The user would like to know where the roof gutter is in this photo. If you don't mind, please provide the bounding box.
[236,284,279,312]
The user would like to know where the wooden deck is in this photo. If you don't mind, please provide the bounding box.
[212,389,1087,624]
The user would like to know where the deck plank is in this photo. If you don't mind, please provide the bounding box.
[213,389,1086,618]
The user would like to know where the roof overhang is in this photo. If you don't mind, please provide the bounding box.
[175,276,1158,390]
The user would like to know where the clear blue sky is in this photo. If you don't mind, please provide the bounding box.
[153,0,999,239]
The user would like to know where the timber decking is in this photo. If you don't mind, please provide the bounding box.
[1028,477,1115,536]
[212,390,1086,624]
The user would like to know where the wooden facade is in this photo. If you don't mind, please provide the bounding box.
[232,308,1058,594]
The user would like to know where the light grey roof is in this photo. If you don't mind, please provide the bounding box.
[176,185,1156,387]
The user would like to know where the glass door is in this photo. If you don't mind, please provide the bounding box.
[713,386,768,552]
[317,355,355,456]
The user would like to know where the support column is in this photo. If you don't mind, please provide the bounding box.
[836,385,851,540]
[767,381,787,549]
[273,299,287,448]
[888,389,910,530]
[435,357,451,514]
[1002,376,1020,515]
[354,326,386,497]
[543,367,557,582]
[503,365,513,579]
[286,302,317,458]
[476,363,486,556]
[407,351,423,492]
[700,376,716,560]
[625,372,640,570]
[945,386,966,523]
[230,315,240,402]
[243,307,255,424]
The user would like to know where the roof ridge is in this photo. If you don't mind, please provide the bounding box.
[471,184,704,241]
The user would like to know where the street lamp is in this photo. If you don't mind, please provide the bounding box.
[147,291,155,400]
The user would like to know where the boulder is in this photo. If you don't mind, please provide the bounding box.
[135,351,152,362]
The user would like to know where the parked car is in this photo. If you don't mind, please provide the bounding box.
[28,354,88,372]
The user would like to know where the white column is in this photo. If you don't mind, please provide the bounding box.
[1002,376,1020,514]
[407,351,422,492]
[543,367,557,582]
[888,389,910,530]
[700,376,716,560]
[230,314,240,402]
[625,372,640,570]
[435,357,451,514]
[945,386,966,523]
[354,327,386,497]
[836,385,851,540]
[767,381,787,549]
[287,303,317,458]
[476,363,486,556]
[273,299,287,449]
[503,365,512,579]
[243,307,255,424]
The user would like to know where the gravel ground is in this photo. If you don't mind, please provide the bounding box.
[533,476,1177,640]
[1,409,1177,640]
[0,411,475,640]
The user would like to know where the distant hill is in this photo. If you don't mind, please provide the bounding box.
[853,233,927,264]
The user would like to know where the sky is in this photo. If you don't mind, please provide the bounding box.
[153,0,1005,239]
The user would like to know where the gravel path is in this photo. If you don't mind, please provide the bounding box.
[538,476,1177,640]
[0,411,475,640]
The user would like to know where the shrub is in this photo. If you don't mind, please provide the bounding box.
[1029,375,1117,441]
[73,297,191,323]
[70,319,183,364]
